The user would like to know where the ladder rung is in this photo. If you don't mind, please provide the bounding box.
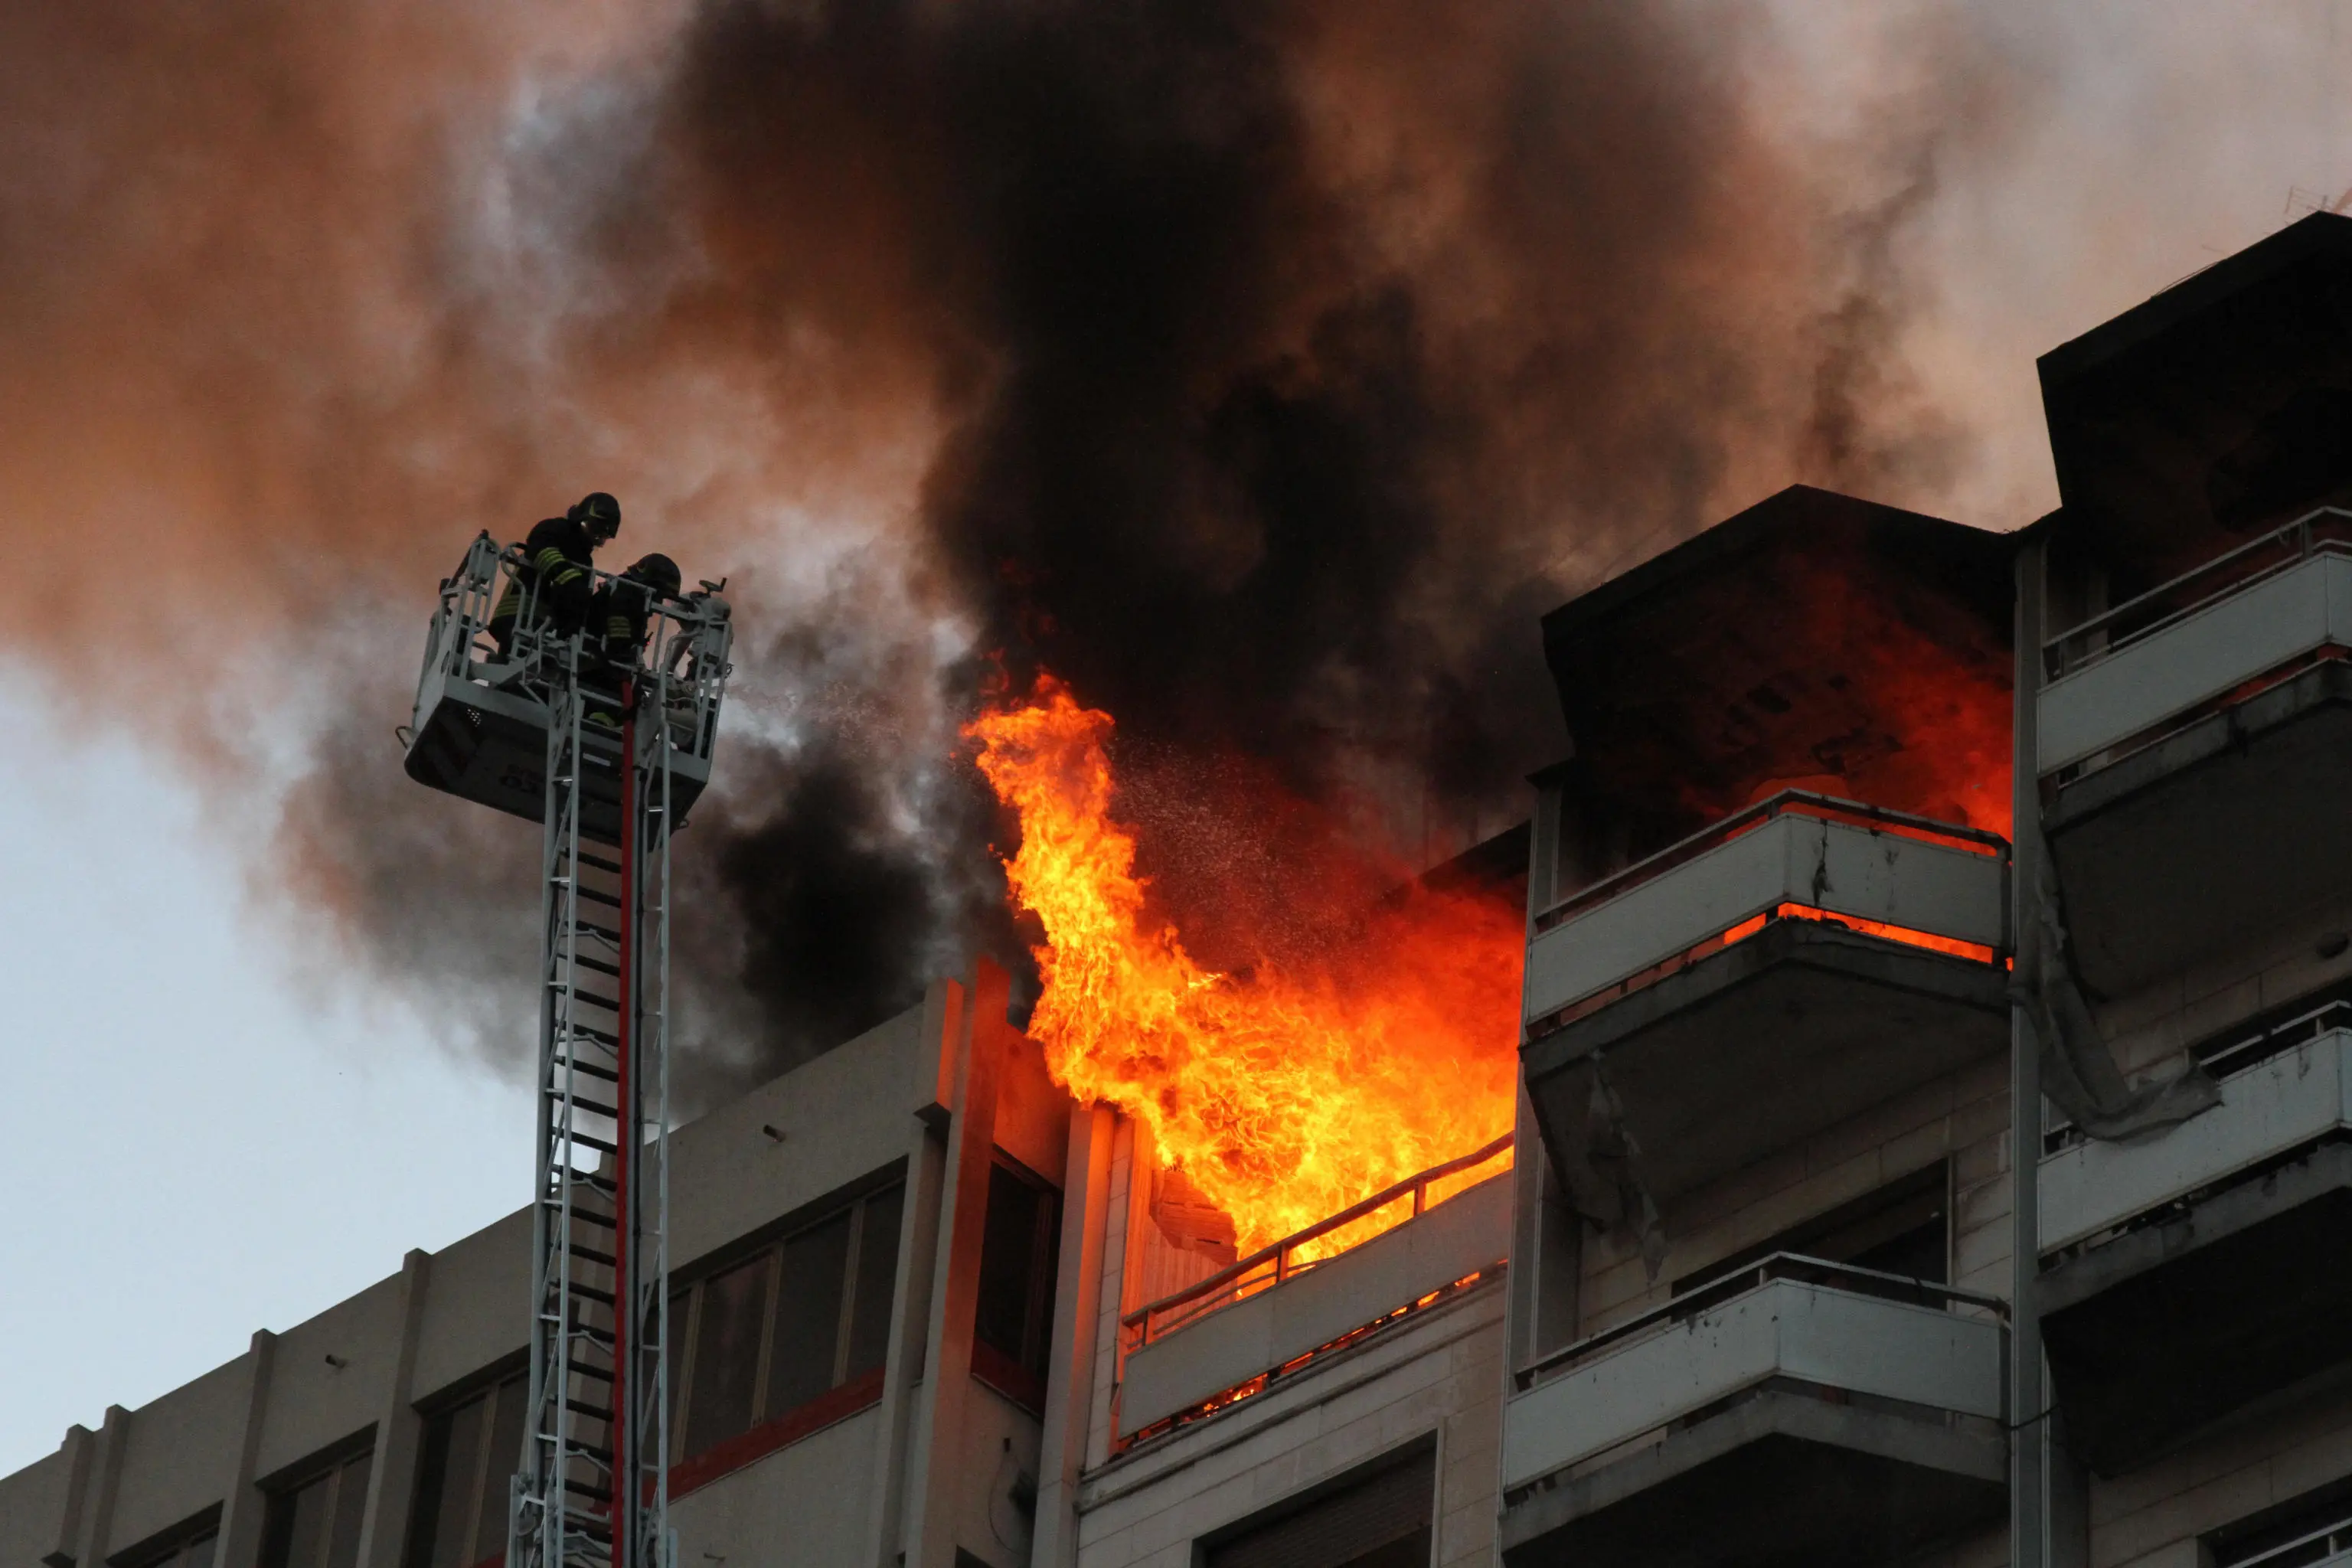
[567,1240,618,1268]
[573,954,622,978]
[567,1440,615,1465]
[564,1129,620,1156]
[564,1480,613,1504]
[579,920,622,945]
[544,1198,618,1227]
[566,1397,616,1424]
[568,1358,616,1383]
[571,849,622,874]
[566,989,622,1013]
[569,1281,617,1307]
[553,1054,621,1083]
[576,885,622,909]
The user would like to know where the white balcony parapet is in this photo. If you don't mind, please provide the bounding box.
[2040,1021,2352,1254]
[1116,1138,1514,1436]
[1502,1255,2007,1494]
[2039,509,2352,774]
[1522,793,2008,1027]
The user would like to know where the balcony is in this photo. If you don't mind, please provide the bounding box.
[1499,1255,2008,1568]
[1115,1138,1513,1441]
[1521,793,2010,1207]
[2038,1007,2352,1475]
[2039,513,2352,998]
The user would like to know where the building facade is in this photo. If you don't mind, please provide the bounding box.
[13,216,2352,1568]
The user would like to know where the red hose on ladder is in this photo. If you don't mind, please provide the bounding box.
[611,677,637,1568]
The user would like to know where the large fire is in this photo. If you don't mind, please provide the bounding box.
[967,678,1523,1259]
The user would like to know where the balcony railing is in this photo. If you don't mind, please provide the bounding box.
[1523,791,2009,1031]
[2040,1024,2352,1255]
[1503,1253,2007,1493]
[1123,1132,1514,1348]
[2039,508,2352,774]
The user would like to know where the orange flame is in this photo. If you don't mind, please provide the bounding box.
[967,677,1522,1257]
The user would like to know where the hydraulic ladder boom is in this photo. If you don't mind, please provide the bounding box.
[404,535,733,1568]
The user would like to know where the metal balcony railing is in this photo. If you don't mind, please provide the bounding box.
[2226,1512,2352,1568]
[1122,1133,1514,1349]
[2045,507,2352,680]
[1513,1251,2008,1393]
[1522,791,2008,1030]
[1502,1253,2007,1493]
[2044,999,2352,1156]
[2040,1023,2352,1254]
[2039,508,2352,774]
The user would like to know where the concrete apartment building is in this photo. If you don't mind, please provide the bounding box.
[11,214,2352,1568]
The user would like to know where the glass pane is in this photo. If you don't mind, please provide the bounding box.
[325,1455,371,1568]
[844,1185,905,1380]
[975,1167,1047,1368]
[266,1472,328,1568]
[416,1397,484,1568]
[683,1257,769,1459]
[475,1379,528,1566]
[768,1212,851,1418]
[185,1535,218,1568]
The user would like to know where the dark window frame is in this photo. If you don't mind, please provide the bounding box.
[404,1365,528,1568]
[260,1444,375,1568]
[1197,1436,1437,1568]
[1670,1158,1953,1300]
[665,1174,906,1491]
[114,1512,222,1568]
[972,1152,1063,1414]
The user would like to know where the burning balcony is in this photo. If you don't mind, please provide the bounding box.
[2037,512,2352,998]
[1115,1138,1513,1442]
[1498,1254,2008,1568]
[1521,792,2010,1208]
[2038,1001,2352,1475]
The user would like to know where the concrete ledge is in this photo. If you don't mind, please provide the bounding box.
[1499,1387,2005,1568]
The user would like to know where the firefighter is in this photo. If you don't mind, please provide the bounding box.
[488,492,622,657]
[593,552,684,671]
[583,552,684,729]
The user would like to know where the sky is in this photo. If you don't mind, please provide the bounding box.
[0,677,530,1473]
[6,0,2352,1482]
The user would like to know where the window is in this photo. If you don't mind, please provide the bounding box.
[1673,1161,1951,1298]
[2209,1475,2352,1568]
[972,1157,1061,1411]
[261,1451,373,1568]
[1204,1443,1435,1568]
[406,1372,527,1568]
[132,1527,219,1568]
[668,1180,903,1474]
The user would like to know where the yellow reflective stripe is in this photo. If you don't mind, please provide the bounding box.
[549,567,585,586]
[534,547,568,570]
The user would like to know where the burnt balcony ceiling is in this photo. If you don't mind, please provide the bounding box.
[1540,485,2013,867]
[2040,211,2352,588]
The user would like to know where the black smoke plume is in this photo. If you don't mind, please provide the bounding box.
[0,0,2017,1099]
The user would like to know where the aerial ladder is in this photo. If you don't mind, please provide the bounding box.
[403,533,733,1568]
